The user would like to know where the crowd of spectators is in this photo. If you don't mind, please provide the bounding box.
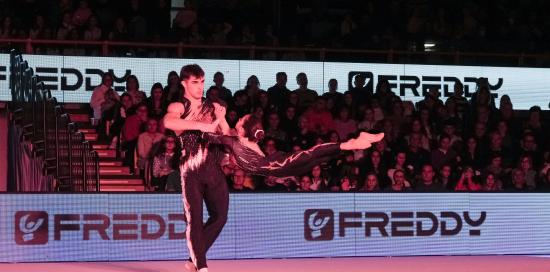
[90,68,550,193]
[2,0,550,59]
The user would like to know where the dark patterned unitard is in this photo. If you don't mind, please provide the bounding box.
[177,98,227,270]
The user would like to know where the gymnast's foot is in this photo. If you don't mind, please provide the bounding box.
[184,258,197,271]
[340,132,384,150]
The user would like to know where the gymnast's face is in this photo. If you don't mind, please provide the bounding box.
[181,75,205,101]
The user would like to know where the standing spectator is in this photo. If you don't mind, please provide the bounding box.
[56,13,75,40]
[173,0,197,37]
[29,15,47,39]
[0,16,17,39]
[90,72,119,123]
[84,17,102,41]
[293,72,318,111]
[208,72,232,104]
[152,135,180,191]
[163,71,183,103]
[109,93,134,149]
[109,17,129,41]
[333,107,357,141]
[122,103,148,172]
[322,78,343,107]
[72,0,93,27]
[267,72,291,110]
[346,73,372,107]
[125,75,147,106]
[445,81,469,118]
[137,118,164,174]
[146,82,166,118]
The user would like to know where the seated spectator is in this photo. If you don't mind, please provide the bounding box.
[405,132,431,175]
[293,72,318,111]
[292,116,317,150]
[537,168,550,191]
[387,151,414,185]
[406,118,431,150]
[137,118,164,174]
[516,154,537,190]
[109,17,129,41]
[459,136,485,171]
[482,173,502,192]
[340,175,356,192]
[508,168,529,192]
[359,173,381,192]
[358,107,376,131]
[264,114,287,145]
[125,75,147,106]
[334,107,357,141]
[302,97,335,134]
[90,72,119,128]
[309,165,328,191]
[230,169,254,192]
[385,169,412,192]
[431,134,457,171]
[454,166,481,191]
[415,164,444,192]
[298,175,312,192]
[362,149,390,189]
[146,82,166,118]
[439,164,455,190]
[151,135,180,191]
[122,103,148,172]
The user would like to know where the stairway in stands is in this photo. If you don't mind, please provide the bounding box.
[64,103,145,191]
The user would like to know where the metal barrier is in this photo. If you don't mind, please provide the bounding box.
[8,49,100,192]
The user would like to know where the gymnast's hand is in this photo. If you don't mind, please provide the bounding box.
[213,102,226,119]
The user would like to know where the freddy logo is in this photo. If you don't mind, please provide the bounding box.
[304,209,334,241]
[15,211,49,245]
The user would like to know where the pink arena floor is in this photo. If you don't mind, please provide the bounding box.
[1,256,550,272]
